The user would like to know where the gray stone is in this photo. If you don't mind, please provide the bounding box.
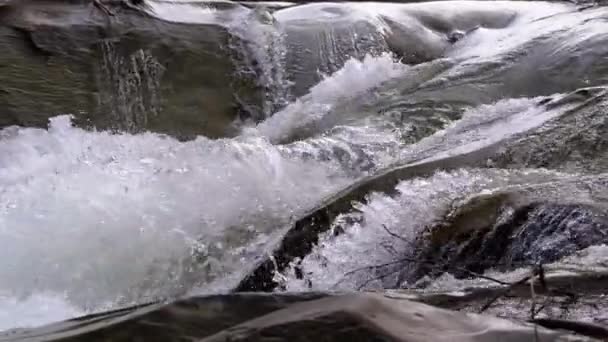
[0,0,261,139]
[236,88,607,292]
[0,292,593,341]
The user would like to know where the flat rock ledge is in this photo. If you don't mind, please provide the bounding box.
[1,289,602,342]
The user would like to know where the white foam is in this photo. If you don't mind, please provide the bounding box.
[0,116,351,313]
[443,6,608,83]
[274,1,573,33]
[281,168,578,292]
[145,0,226,24]
[254,53,410,142]
[0,293,84,332]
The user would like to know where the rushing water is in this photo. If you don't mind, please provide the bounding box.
[1,0,608,332]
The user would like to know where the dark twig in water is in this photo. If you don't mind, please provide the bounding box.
[381,224,418,250]
[530,318,608,340]
[456,268,512,286]
[479,274,533,313]
[529,273,537,320]
[529,263,548,320]
[536,263,547,292]
[339,255,514,290]
[356,268,403,290]
[94,0,116,16]
[332,258,412,290]
[342,258,413,278]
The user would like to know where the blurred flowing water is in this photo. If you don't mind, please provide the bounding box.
[1,0,608,332]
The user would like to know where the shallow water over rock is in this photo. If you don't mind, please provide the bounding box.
[1,0,608,336]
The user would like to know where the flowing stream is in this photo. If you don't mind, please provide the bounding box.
[1,0,607,332]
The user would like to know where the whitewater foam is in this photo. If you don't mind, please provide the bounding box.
[145,0,226,25]
[0,293,86,332]
[254,53,410,143]
[0,116,350,314]
[281,168,576,292]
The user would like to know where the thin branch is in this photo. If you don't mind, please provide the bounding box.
[455,267,511,286]
[529,274,537,320]
[356,268,402,291]
[338,256,516,290]
[530,318,608,340]
[532,296,552,318]
[342,258,412,278]
[479,274,532,313]
[94,0,116,16]
[382,224,418,249]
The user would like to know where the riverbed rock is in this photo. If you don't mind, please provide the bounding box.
[406,174,608,283]
[0,292,592,341]
[235,87,608,292]
[0,0,262,139]
[401,5,608,108]
[491,87,608,174]
[394,245,608,330]
[275,1,520,98]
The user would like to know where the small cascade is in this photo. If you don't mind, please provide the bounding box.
[96,41,165,133]
[228,7,292,120]
[1,0,608,333]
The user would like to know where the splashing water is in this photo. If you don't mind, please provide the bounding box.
[0,115,353,312]
[255,53,410,142]
[0,51,422,328]
[0,293,84,333]
[280,168,577,292]
[2,0,607,332]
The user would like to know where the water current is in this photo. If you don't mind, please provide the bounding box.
[0,0,607,331]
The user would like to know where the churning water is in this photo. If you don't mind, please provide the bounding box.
[1,0,608,331]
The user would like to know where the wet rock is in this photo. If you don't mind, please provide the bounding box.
[391,245,608,330]
[279,16,390,97]
[275,2,519,98]
[236,88,607,292]
[234,148,497,292]
[492,87,608,174]
[0,292,329,342]
[0,0,261,139]
[0,292,588,341]
[406,174,608,282]
[202,294,577,342]
[395,7,608,108]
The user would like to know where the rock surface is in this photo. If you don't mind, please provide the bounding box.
[398,245,608,328]
[407,174,608,282]
[0,0,261,139]
[0,292,594,342]
[236,88,608,292]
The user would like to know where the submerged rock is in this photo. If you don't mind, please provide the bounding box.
[0,292,590,341]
